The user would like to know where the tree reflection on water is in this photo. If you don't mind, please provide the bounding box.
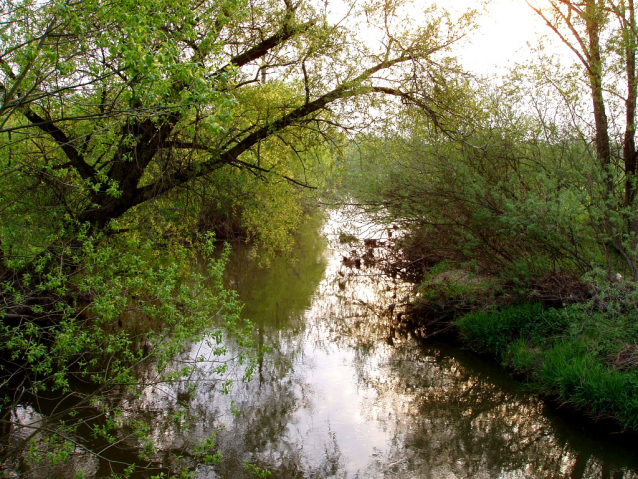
[8,210,638,478]
[198,210,638,479]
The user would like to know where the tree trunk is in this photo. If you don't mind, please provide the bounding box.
[623,0,638,226]
[586,0,613,194]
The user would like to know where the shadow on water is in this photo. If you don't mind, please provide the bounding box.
[6,209,638,478]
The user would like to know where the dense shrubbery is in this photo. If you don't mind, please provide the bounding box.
[339,85,605,282]
[335,2,638,430]
[0,232,256,475]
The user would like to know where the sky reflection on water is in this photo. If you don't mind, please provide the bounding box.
[189,209,638,479]
[9,209,638,478]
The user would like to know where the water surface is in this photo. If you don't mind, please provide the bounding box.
[191,211,638,479]
[8,210,638,478]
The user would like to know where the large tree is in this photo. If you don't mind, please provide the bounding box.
[0,2,476,472]
[0,0,472,241]
[529,0,638,277]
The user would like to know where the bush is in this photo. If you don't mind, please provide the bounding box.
[0,233,255,476]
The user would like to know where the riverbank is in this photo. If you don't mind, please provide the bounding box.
[400,266,638,434]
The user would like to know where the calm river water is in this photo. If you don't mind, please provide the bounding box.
[11,210,638,478]
[186,210,638,479]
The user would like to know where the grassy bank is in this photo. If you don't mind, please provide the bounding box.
[406,269,638,432]
[457,302,638,430]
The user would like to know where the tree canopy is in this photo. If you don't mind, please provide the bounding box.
[0,0,473,246]
[5,0,638,476]
[528,0,638,277]
[0,1,478,474]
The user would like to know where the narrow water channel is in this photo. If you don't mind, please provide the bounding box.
[9,210,638,478]
[190,210,638,479]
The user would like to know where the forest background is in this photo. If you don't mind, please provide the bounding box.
[2,0,638,476]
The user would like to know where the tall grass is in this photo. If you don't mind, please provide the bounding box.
[456,303,638,431]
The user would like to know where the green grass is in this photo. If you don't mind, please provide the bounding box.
[456,302,638,431]
[456,302,546,354]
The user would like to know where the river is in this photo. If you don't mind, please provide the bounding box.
[189,209,638,479]
[9,209,638,478]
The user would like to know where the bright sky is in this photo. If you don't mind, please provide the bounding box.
[326,0,569,77]
[454,0,560,75]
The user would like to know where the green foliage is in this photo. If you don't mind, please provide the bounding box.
[536,339,638,430]
[419,266,493,300]
[457,303,546,355]
[337,68,617,280]
[0,232,254,475]
[529,0,638,278]
[330,0,638,431]
[193,434,223,466]
[243,462,273,479]
[0,0,481,474]
[195,167,309,260]
[456,297,638,430]
[0,0,472,259]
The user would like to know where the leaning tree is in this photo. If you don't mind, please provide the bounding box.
[0,0,473,238]
[0,0,475,474]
